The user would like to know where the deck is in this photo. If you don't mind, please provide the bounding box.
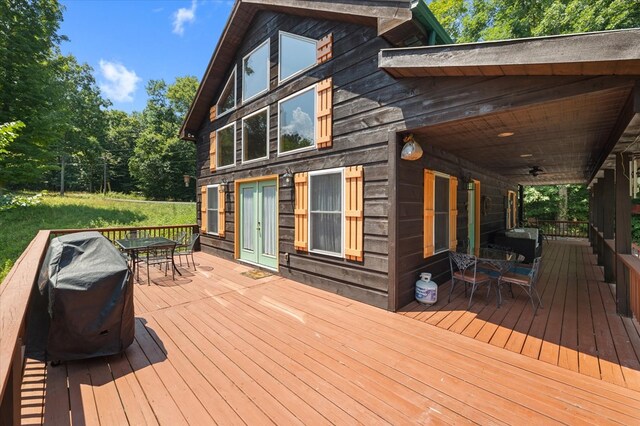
[21,242,640,425]
[400,240,640,391]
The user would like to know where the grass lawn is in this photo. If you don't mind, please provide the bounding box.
[0,192,196,282]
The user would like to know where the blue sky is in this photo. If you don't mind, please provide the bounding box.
[59,1,234,113]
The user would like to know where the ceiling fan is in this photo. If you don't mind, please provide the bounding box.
[529,165,544,177]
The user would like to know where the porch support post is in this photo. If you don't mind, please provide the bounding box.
[603,169,615,282]
[616,152,632,316]
[588,186,594,245]
[518,184,524,226]
[594,180,603,262]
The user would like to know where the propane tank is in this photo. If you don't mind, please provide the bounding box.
[415,272,437,305]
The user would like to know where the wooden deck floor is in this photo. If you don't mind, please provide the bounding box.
[400,239,640,391]
[22,246,640,425]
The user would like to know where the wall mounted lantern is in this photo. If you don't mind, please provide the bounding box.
[221,177,229,191]
[282,168,293,187]
[183,174,195,187]
[400,134,423,161]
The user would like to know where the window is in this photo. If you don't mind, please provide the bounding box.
[424,170,458,257]
[217,67,236,116]
[309,168,344,257]
[242,107,269,163]
[278,86,315,155]
[216,123,235,169]
[279,32,317,83]
[242,40,270,102]
[434,174,450,254]
[207,185,219,235]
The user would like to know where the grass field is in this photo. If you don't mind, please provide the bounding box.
[0,192,196,282]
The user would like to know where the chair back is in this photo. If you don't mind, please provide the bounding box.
[186,233,199,250]
[175,231,187,244]
[528,257,542,283]
[449,251,479,278]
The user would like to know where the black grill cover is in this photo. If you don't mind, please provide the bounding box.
[35,231,134,361]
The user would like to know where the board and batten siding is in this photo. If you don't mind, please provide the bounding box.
[196,11,399,308]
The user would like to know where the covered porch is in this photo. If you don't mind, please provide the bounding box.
[15,245,640,424]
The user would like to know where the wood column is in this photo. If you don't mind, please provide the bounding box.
[387,130,399,312]
[603,169,616,282]
[616,152,632,316]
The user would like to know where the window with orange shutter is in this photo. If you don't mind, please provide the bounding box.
[424,169,458,258]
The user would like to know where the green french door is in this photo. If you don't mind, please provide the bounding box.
[239,180,278,269]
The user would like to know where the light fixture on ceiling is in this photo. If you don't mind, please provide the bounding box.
[520,154,533,158]
[497,132,515,138]
[400,133,423,161]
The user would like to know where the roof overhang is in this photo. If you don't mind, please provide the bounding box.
[180,0,415,141]
[379,28,640,78]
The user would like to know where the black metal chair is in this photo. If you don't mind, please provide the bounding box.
[498,257,544,314]
[448,251,494,309]
[176,233,199,270]
[141,242,177,285]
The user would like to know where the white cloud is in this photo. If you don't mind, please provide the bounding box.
[172,0,197,36]
[98,60,141,103]
[282,107,314,141]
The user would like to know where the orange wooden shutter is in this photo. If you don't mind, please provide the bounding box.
[423,169,435,258]
[316,33,333,64]
[316,78,333,149]
[209,132,216,172]
[345,166,364,262]
[218,186,226,237]
[209,105,217,122]
[201,186,207,234]
[449,176,458,251]
[294,173,309,251]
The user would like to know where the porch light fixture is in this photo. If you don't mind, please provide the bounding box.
[497,132,514,138]
[221,177,229,191]
[183,174,195,187]
[464,175,475,191]
[282,168,293,187]
[400,133,423,161]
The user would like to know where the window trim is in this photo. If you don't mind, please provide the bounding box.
[308,167,345,258]
[206,184,220,236]
[241,106,270,165]
[432,170,451,255]
[278,31,318,85]
[277,84,317,157]
[215,122,236,170]
[216,66,237,118]
[242,39,270,104]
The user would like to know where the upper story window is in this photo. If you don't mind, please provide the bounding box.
[279,32,317,83]
[217,67,236,116]
[278,86,315,155]
[242,40,270,102]
[216,122,235,169]
[242,106,269,163]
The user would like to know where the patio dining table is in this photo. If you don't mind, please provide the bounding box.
[467,247,518,307]
[115,236,182,281]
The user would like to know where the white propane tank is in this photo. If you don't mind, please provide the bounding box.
[415,272,437,305]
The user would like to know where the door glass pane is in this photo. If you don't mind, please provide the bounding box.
[310,172,342,254]
[243,109,268,161]
[280,33,316,81]
[243,41,269,101]
[242,188,254,251]
[434,175,449,252]
[279,88,315,153]
[217,125,235,168]
[262,185,277,256]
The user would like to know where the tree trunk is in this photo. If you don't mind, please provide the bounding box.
[60,156,65,196]
[558,185,568,220]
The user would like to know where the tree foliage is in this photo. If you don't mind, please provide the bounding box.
[429,0,640,42]
[524,185,589,221]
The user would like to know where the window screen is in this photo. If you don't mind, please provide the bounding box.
[309,171,342,255]
[434,175,449,253]
[207,186,219,234]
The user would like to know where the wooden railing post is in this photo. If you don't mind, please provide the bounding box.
[616,152,632,316]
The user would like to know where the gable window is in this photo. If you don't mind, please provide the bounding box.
[309,168,344,257]
[217,67,236,116]
[279,32,317,83]
[278,86,315,155]
[207,185,219,235]
[424,170,458,257]
[242,107,269,163]
[216,123,235,169]
[242,40,269,102]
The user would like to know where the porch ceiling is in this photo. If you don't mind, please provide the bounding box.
[410,84,635,185]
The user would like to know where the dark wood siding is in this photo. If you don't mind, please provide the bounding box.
[196,11,398,308]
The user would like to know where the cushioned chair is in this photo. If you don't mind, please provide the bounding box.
[449,251,494,309]
[498,257,543,314]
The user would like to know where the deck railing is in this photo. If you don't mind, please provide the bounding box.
[532,220,589,238]
[0,224,198,425]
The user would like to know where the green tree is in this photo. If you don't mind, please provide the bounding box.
[103,110,141,193]
[524,184,588,221]
[129,77,198,200]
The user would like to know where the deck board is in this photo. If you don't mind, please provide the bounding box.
[21,241,640,424]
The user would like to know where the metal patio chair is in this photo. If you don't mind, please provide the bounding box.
[175,233,199,270]
[498,257,543,314]
[141,241,178,285]
[448,251,494,309]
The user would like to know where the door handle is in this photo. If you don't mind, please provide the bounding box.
[257,221,261,232]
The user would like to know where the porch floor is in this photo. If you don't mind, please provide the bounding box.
[22,247,640,424]
[400,239,640,391]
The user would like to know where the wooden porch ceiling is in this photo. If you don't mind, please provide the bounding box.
[410,83,635,185]
[21,250,640,424]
